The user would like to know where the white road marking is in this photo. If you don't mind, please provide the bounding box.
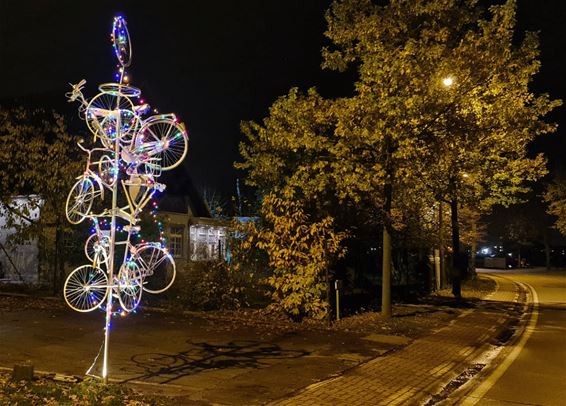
[460,280,539,405]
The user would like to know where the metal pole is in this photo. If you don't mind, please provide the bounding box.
[335,281,340,321]
[434,248,441,291]
[102,71,124,383]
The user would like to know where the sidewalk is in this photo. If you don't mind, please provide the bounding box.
[270,274,523,406]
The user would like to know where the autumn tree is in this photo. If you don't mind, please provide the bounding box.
[254,194,346,320]
[545,179,566,237]
[323,0,560,300]
[459,206,486,274]
[0,107,82,291]
[238,0,559,316]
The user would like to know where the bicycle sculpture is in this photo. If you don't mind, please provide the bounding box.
[63,15,188,382]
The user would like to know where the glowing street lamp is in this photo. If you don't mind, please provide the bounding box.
[436,75,455,291]
[442,76,454,87]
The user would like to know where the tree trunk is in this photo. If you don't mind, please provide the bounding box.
[53,227,60,296]
[325,266,332,326]
[450,197,462,299]
[470,220,477,278]
[381,181,392,318]
[438,202,445,289]
[544,233,551,270]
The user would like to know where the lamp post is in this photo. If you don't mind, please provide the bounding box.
[436,76,454,290]
[441,76,465,299]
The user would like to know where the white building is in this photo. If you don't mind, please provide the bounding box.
[0,195,42,284]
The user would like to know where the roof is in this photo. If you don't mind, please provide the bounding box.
[158,165,211,218]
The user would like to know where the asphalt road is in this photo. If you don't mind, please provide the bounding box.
[465,267,566,406]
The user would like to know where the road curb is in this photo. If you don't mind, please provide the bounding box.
[422,273,530,406]
[0,291,61,300]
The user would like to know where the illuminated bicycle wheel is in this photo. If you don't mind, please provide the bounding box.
[85,92,138,146]
[64,265,109,312]
[112,16,132,67]
[84,233,111,264]
[66,178,95,224]
[135,244,176,294]
[117,262,143,312]
[98,154,117,187]
[98,83,141,98]
[134,117,188,171]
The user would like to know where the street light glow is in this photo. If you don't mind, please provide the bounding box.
[442,77,454,87]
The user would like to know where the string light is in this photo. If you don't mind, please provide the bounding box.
[64,13,188,383]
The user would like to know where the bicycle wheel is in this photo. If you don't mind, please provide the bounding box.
[99,83,140,98]
[66,178,95,224]
[98,155,117,187]
[86,92,138,145]
[64,265,109,312]
[135,244,176,294]
[84,233,111,264]
[134,118,188,171]
[117,261,143,312]
[112,16,132,67]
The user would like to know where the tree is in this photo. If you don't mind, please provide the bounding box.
[545,179,566,237]
[459,205,486,274]
[0,107,82,291]
[255,194,346,320]
[199,187,230,218]
[323,0,560,299]
[238,0,559,316]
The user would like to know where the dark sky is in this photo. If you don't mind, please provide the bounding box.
[0,0,565,198]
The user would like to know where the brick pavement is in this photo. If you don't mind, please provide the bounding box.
[269,274,521,406]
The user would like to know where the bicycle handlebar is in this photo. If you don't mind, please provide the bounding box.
[77,141,114,155]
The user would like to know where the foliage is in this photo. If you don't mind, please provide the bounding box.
[239,0,559,236]
[0,107,83,288]
[324,0,560,215]
[237,0,559,305]
[459,206,486,248]
[0,373,164,405]
[201,187,229,218]
[544,179,566,237]
[239,88,341,202]
[255,194,347,320]
[170,257,263,311]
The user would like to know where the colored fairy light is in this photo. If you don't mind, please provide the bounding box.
[63,14,188,383]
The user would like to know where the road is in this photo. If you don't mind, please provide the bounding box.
[462,267,566,406]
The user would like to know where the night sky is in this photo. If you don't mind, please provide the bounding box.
[0,0,565,199]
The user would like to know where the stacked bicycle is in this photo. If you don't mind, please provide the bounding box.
[63,16,188,315]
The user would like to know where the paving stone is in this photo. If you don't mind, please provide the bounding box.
[268,275,520,405]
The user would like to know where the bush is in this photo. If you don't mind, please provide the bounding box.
[167,259,265,311]
[256,194,347,321]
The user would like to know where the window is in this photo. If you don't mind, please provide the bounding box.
[189,225,228,261]
[168,225,184,258]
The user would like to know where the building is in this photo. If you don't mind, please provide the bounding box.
[0,196,42,284]
[159,195,230,262]
[158,170,230,262]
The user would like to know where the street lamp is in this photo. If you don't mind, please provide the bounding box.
[435,76,456,291]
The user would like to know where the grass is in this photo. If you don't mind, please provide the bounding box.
[436,274,497,300]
